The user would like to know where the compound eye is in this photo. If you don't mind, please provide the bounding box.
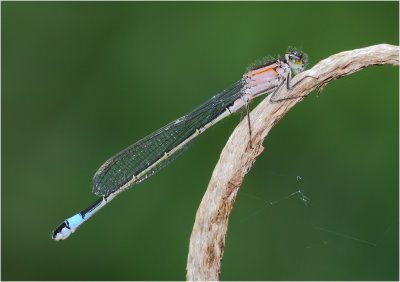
[289,55,297,63]
[290,55,302,66]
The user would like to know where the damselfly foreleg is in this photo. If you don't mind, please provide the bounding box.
[270,73,318,103]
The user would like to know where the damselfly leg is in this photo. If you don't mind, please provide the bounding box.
[270,73,318,103]
[245,100,253,149]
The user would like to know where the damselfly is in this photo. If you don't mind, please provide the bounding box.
[52,47,308,241]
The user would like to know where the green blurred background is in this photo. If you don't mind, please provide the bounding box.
[2,2,398,280]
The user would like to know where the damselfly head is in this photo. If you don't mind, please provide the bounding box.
[285,47,307,75]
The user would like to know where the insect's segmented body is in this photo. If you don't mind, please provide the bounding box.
[52,48,307,241]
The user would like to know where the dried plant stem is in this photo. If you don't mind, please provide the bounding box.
[186,44,399,281]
